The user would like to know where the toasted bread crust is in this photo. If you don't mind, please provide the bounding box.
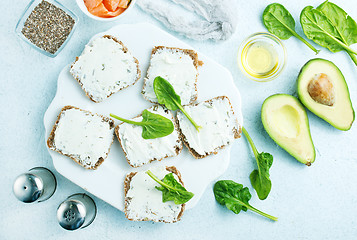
[47,105,115,170]
[70,35,141,103]
[142,46,200,105]
[124,166,186,223]
[114,105,183,168]
[176,96,242,159]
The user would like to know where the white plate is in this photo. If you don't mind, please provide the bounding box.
[44,23,243,212]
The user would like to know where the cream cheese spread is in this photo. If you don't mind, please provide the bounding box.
[70,36,139,103]
[177,97,239,156]
[125,166,183,222]
[53,108,114,168]
[118,105,181,167]
[143,48,198,105]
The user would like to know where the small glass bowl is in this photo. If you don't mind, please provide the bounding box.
[76,0,137,22]
[237,32,287,82]
[15,0,78,58]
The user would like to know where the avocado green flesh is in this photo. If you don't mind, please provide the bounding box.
[262,94,315,165]
[297,58,355,131]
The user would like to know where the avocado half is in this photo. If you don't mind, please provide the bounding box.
[297,59,355,131]
[261,94,315,166]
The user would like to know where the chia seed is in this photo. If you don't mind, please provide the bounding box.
[21,0,75,54]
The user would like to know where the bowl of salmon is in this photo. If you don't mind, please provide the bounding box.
[76,0,136,21]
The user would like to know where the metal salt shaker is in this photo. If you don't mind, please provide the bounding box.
[13,167,57,203]
[57,193,97,230]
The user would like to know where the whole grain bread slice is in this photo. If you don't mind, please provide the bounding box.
[47,105,115,170]
[124,166,186,223]
[115,105,183,168]
[70,35,141,103]
[142,46,201,105]
[176,96,242,159]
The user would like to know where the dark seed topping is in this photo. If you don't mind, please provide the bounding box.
[21,0,75,54]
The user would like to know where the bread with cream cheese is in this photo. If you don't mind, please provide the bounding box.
[70,35,141,103]
[47,105,115,170]
[142,46,200,106]
[176,96,241,159]
[115,105,182,168]
[124,166,186,223]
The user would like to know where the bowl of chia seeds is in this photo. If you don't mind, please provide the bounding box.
[15,0,78,57]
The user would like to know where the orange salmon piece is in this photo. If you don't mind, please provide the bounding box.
[118,0,130,8]
[90,3,109,17]
[84,0,102,11]
[103,0,119,11]
[107,7,126,17]
[90,3,125,18]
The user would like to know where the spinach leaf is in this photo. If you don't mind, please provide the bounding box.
[214,180,277,221]
[153,76,201,131]
[110,109,174,139]
[242,127,273,200]
[317,1,357,46]
[316,0,357,65]
[146,170,194,204]
[263,3,320,54]
[300,4,357,65]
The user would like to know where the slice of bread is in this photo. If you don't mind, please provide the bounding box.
[115,105,182,168]
[142,46,199,106]
[124,166,186,223]
[47,106,115,170]
[177,96,241,159]
[70,35,141,103]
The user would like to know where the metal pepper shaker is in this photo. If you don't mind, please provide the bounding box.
[57,193,97,230]
[13,167,57,203]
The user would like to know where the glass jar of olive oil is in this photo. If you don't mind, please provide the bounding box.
[238,32,286,82]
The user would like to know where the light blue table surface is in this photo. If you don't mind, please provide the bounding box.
[1,0,357,239]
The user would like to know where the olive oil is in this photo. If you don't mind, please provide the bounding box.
[238,33,286,82]
[242,41,278,78]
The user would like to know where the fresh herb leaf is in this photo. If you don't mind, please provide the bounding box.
[213,180,277,221]
[153,76,202,131]
[317,0,357,65]
[146,170,194,204]
[300,2,357,65]
[110,109,174,139]
[317,1,357,46]
[263,3,320,54]
[242,127,273,200]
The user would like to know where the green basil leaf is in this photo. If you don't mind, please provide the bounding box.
[301,6,344,52]
[300,5,357,65]
[213,180,277,221]
[263,3,319,53]
[249,152,273,200]
[110,109,174,139]
[242,127,273,200]
[316,0,357,64]
[213,180,245,214]
[146,170,194,205]
[153,76,181,111]
[153,76,201,131]
[155,173,194,204]
[317,1,357,46]
[263,3,296,40]
[141,109,174,139]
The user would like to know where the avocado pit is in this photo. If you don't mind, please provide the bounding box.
[307,73,335,106]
